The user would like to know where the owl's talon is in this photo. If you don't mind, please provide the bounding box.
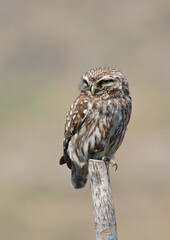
[102,157,118,171]
[109,160,118,171]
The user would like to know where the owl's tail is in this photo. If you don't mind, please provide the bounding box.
[71,161,88,189]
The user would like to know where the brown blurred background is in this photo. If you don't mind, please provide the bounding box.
[0,0,170,239]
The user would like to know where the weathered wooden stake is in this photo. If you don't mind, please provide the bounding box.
[89,159,118,240]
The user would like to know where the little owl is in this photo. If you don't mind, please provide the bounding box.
[60,67,132,189]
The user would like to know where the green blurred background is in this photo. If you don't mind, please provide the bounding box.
[0,0,170,239]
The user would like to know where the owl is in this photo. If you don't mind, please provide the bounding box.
[60,67,132,189]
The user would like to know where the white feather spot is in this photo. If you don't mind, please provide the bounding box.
[83,142,89,155]
[83,109,87,114]
[95,127,101,141]
[88,102,92,109]
[99,121,103,129]
[75,100,79,105]
[102,118,107,126]
[78,161,86,167]
[103,104,107,114]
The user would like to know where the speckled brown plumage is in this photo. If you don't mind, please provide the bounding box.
[60,67,132,188]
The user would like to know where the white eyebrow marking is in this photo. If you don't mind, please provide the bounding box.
[99,75,112,81]
[82,75,89,81]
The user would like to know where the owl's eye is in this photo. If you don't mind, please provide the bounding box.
[82,79,89,86]
[98,79,116,86]
[102,80,114,84]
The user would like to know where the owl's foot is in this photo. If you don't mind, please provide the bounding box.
[109,159,118,171]
[102,157,118,171]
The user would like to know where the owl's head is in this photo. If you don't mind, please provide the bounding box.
[80,67,130,99]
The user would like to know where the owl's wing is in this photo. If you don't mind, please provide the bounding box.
[60,95,89,169]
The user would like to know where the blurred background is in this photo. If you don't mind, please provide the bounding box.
[0,0,170,239]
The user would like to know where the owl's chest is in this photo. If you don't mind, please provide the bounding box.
[88,99,123,128]
[80,102,123,150]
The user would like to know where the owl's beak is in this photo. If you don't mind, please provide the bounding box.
[91,85,96,96]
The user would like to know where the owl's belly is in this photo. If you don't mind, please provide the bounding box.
[91,109,126,159]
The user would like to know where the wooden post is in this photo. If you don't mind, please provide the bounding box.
[89,159,118,240]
